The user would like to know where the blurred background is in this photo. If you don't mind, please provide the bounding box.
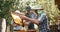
[0,0,60,32]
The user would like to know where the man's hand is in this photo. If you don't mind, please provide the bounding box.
[19,15,27,20]
[13,23,17,26]
[23,20,30,26]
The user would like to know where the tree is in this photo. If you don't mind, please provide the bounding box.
[0,0,20,25]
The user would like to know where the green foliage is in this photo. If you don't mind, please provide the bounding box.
[39,0,60,25]
[0,0,13,18]
[0,0,19,25]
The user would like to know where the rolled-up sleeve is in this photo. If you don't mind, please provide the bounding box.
[38,13,46,23]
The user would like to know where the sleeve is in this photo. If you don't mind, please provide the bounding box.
[30,13,37,19]
[38,13,46,23]
[31,14,36,19]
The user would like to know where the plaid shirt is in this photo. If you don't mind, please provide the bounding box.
[38,13,49,32]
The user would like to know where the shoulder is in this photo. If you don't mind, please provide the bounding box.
[38,13,47,19]
[41,13,46,16]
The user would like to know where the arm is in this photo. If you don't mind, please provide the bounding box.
[21,16,40,25]
[14,12,46,25]
[19,13,47,25]
[23,20,30,26]
[15,13,40,25]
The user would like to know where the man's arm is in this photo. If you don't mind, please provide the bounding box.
[19,13,46,25]
[22,16,40,25]
[14,13,40,25]
[15,13,39,25]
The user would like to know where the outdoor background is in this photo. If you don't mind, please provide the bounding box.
[0,0,60,32]
[0,0,60,25]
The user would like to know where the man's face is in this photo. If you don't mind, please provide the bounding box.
[27,10,32,13]
[27,11,30,13]
[37,10,43,14]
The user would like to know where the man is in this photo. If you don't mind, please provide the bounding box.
[14,7,50,32]
[25,5,36,29]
